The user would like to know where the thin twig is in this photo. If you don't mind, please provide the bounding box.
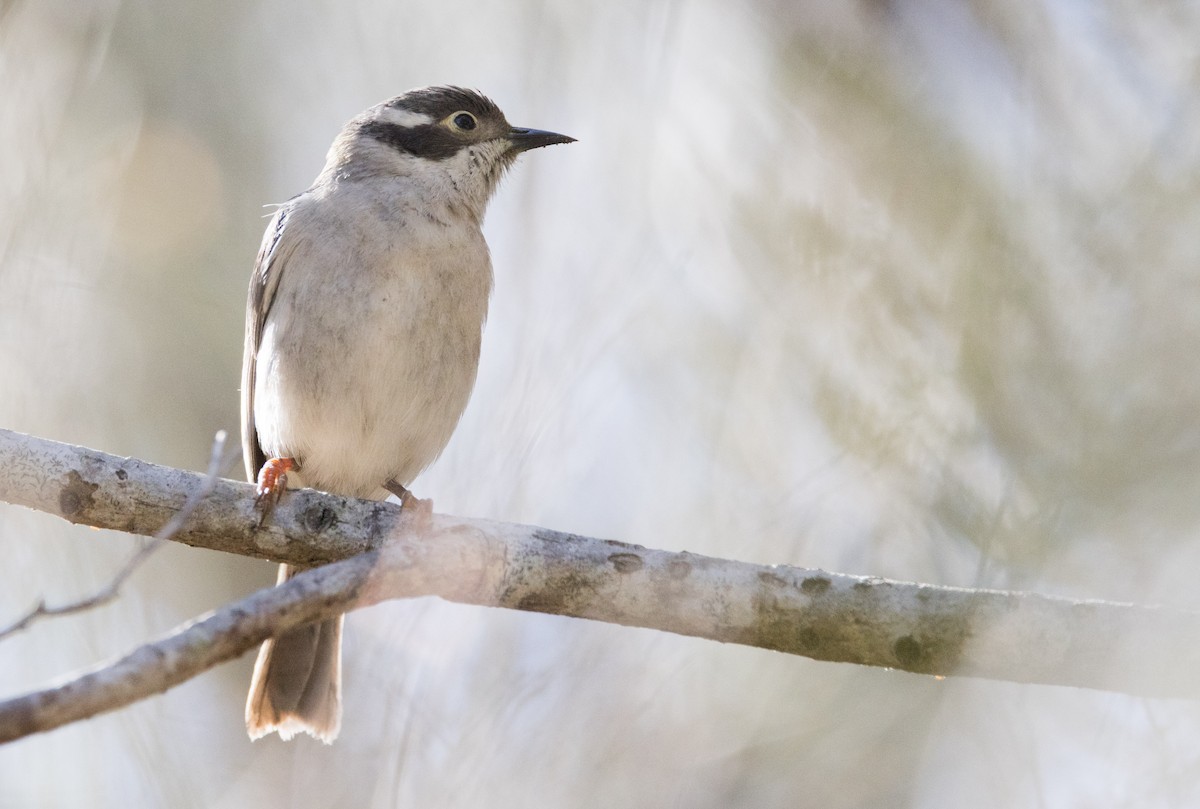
[0,431,230,640]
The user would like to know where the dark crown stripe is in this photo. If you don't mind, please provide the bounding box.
[388,86,501,120]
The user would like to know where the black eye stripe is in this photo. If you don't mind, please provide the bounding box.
[358,121,462,161]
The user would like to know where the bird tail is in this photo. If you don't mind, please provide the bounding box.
[245,564,343,743]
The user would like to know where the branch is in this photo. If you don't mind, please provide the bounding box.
[0,552,376,743]
[1,427,1199,743]
[0,430,232,640]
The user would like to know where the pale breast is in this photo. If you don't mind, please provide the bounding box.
[253,184,492,498]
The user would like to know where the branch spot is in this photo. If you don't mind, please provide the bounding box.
[514,571,598,614]
[608,552,643,573]
[800,576,831,595]
[667,558,692,579]
[59,471,98,521]
[894,635,922,667]
[759,571,787,588]
[303,504,337,534]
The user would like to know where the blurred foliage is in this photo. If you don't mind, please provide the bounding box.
[2,0,1200,806]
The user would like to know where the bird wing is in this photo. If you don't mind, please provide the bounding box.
[241,203,297,482]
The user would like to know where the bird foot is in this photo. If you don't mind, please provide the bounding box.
[255,457,296,524]
[384,479,434,529]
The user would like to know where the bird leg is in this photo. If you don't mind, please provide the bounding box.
[384,479,433,525]
[255,457,296,522]
[382,479,411,501]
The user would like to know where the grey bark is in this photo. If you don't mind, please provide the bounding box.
[1,428,1198,743]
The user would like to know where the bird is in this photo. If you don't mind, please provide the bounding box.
[240,86,574,742]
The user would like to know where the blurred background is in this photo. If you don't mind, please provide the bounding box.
[2,0,1200,806]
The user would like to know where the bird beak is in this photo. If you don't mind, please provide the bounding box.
[507,127,576,152]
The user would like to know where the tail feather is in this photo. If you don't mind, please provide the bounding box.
[246,564,343,743]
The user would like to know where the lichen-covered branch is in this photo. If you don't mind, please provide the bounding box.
[1,427,1199,743]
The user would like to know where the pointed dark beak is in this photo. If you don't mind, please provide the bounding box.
[508,126,576,152]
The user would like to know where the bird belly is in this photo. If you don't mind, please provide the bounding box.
[253,233,489,499]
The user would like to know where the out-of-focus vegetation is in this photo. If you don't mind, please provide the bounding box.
[2,1,1199,806]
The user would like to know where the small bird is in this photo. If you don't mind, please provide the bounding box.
[240,86,573,742]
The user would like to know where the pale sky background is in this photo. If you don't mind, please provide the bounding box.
[2,1,1200,806]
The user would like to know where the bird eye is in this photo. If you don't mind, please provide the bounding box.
[451,112,477,131]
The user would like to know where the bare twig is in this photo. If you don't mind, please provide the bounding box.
[0,431,230,640]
